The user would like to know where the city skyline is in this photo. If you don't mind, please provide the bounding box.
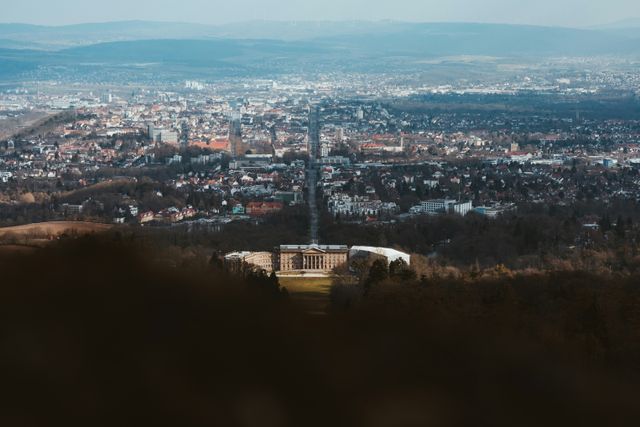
[2,0,640,28]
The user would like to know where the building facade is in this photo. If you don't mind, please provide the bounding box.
[225,244,349,273]
[224,251,277,273]
[279,244,349,272]
[349,246,411,265]
[327,193,399,218]
[229,116,245,158]
[224,244,411,274]
[246,201,284,216]
[410,199,472,216]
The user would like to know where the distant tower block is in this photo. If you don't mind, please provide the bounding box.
[308,106,321,161]
[229,113,244,158]
[180,122,189,150]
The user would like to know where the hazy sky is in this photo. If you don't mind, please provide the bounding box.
[2,0,639,27]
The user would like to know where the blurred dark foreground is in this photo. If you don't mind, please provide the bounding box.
[1,237,640,427]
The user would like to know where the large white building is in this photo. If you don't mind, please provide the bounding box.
[349,247,411,266]
[148,124,179,145]
[410,199,472,216]
[327,193,399,218]
[224,245,349,273]
[279,244,349,272]
[473,203,516,218]
[224,251,277,273]
[224,245,411,274]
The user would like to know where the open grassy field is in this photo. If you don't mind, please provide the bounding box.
[0,221,113,241]
[278,276,334,314]
[278,276,333,293]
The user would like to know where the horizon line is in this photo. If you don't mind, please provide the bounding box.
[1,18,637,31]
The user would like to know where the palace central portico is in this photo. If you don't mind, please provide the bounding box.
[279,244,349,272]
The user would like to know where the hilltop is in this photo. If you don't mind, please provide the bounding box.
[1,21,640,81]
[0,20,638,55]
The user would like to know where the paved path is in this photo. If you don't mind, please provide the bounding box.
[307,105,321,243]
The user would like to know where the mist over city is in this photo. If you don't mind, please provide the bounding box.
[2,2,640,426]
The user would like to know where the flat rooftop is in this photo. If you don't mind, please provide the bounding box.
[280,244,348,251]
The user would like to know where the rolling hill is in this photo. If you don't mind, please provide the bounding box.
[1,21,639,81]
[0,20,639,53]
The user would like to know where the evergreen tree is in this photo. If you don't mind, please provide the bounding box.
[364,259,389,295]
[599,215,612,233]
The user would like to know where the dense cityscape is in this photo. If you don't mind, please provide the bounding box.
[3,9,640,426]
[2,72,640,267]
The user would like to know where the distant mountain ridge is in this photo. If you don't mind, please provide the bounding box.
[594,17,640,29]
[0,21,220,49]
[1,21,640,82]
[590,18,640,38]
[1,20,640,51]
[313,22,635,57]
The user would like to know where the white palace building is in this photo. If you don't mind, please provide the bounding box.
[224,244,410,275]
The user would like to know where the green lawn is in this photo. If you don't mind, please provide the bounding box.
[278,276,334,294]
[278,276,334,314]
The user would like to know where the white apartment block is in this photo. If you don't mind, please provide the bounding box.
[410,199,472,216]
